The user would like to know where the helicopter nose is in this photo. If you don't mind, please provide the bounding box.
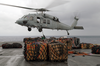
[15,21,18,24]
[15,20,28,25]
[15,20,21,24]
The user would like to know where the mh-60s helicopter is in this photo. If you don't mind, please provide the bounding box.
[0,2,83,35]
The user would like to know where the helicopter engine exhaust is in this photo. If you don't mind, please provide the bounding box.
[43,14,59,21]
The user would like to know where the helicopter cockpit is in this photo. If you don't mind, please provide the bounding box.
[22,15,34,21]
[15,14,35,26]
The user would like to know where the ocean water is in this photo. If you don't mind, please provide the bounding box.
[0,36,100,44]
[68,36,100,44]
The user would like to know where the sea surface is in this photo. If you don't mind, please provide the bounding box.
[0,36,100,44]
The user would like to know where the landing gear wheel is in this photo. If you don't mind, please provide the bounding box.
[68,33,69,35]
[28,28,31,31]
[38,28,42,32]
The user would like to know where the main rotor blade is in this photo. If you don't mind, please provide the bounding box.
[0,3,35,10]
[46,0,69,9]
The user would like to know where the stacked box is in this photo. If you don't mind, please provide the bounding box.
[88,44,93,49]
[57,38,72,50]
[38,43,47,60]
[48,42,68,61]
[23,37,69,62]
[66,39,72,50]
[80,43,87,49]
[80,43,93,49]
[23,37,41,42]
[24,41,47,61]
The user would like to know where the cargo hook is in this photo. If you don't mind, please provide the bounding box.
[66,30,69,35]
[42,30,46,39]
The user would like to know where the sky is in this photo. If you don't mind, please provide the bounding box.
[0,0,100,36]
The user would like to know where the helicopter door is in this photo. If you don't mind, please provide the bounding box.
[37,17,41,23]
[52,21,57,29]
[47,20,51,27]
[45,19,53,29]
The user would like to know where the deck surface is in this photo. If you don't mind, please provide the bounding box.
[0,43,100,66]
[68,49,100,66]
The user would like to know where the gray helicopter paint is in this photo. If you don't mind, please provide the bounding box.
[15,13,83,34]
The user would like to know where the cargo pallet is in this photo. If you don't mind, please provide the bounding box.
[23,38,68,62]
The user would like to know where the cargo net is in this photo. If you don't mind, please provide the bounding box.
[91,45,100,54]
[24,41,47,61]
[56,38,72,50]
[2,43,22,49]
[48,42,68,61]
[80,43,93,49]
[23,37,70,62]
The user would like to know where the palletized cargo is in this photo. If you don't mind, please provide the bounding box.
[71,37,80,49]
[57,38,72,50]
[2,43,22,49]
[23,37,41,42]
[48,42,68,61]
[12,43,22,48]
[2,43,12,48]
[24,41,47,61]
[66,39,72,50]
[80,43,93,49]
[91,45,100,54]
[80,43,87,49]
[89,44,93,49]
[23,37,70,62]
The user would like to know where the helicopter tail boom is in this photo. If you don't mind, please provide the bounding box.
[69,16,84,30]
[74,26,84,29]
[70,18,78,29]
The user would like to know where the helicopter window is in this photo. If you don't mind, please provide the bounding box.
[47,20,50,24]
[37,17,40,19]
[43,19,46,24]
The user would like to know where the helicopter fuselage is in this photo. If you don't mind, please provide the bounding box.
[15,13,83,35]
[16,13,71,31]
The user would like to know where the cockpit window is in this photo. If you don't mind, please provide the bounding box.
[21,15,28,19]
[24,16,27,18]
[22,16,34,20]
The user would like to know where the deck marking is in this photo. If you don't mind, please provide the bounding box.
[0,55,23,58]
[5,55,24,66]
[69,58,82,66]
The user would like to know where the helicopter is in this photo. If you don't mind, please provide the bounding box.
[0,2,84,35]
